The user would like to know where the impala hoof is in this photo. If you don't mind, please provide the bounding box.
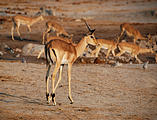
[51,93,56,106]
[68,96,74,104]
[46,93,52,104]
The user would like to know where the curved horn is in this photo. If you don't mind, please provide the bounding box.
[81,18,95,34]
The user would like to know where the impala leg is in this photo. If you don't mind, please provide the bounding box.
[51,62,61,105]
[91,45,101,57]
[16,24,22,40]
[45,64,52,103]
[91,49,96,57]
[11,26,15,40]
[42,32,46,44]
[37,48,44,59]
[118,30,124,42]
[116,50,125,57]
[54,65,63,92]
[95,45,101,57]
[106,49,111,58]
[111,49,116,57]
[27,25,31,32]
[68,63,74,104]
[134,55,142,64]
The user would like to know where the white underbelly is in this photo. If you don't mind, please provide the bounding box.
[102,46,108,50]
[124,48,132,54]
[126,50,131,54]
[61,55,68,64]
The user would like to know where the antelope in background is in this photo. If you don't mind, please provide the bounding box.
[44,19,97,105]
[116,42,154,63]
[91,39,118,58]
[42,21,73,44]
[11,15,44,40]
[118,23,151,44]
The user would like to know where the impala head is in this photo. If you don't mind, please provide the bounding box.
[84,33,97,45]
[82,18,97,45]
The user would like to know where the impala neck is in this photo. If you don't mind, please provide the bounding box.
[31,16,42,25]
[75,37,88,57]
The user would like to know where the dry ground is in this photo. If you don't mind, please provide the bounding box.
[0,62,157,120]
[0,0,157,120]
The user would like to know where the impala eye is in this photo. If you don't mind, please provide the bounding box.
[90,36,94,39]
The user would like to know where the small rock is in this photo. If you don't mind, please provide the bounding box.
[0,51,3,56]
[21,58,26,63]
[16,54,20,57]
[143,61,149,70]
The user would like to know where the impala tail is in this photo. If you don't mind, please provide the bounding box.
[45,41,55,66]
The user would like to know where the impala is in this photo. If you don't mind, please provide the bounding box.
[118,23,151,44]
[44,20,97,105]
[91,39,117,58]
[42,21,73,44]
[11,15,44,40]
[116,42,154,63]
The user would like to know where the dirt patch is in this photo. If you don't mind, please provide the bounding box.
[0,62,157,120]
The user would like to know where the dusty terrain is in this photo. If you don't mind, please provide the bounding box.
[0,0,157,120]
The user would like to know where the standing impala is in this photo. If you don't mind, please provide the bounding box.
[45,20,97,105]
[11,15,44,40]
[42,21,73,44]
[118,23,151,44]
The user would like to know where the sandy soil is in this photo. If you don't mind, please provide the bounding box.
[0,0,157,120]
[0,62,157,120]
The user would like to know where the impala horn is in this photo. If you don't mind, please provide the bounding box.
[82,18,95,34]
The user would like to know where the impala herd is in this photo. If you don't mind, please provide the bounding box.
[11,15,157,105]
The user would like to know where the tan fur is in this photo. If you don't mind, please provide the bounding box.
[155,54,157,63]
[45,33,97,105]
[37,36,75,59]
[116,42,154,63]
[118,23,148,43]
[11,15,44,40]
[42,21,73,44]
[91,39,117,58]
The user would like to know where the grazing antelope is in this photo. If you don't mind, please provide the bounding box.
[37,36,74,59]
[118,23,151,44]
[42,21,73,44]
[116,42,154,64]
[45,20,97,105]
[91,39,117,58]
[11,15,44,40]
